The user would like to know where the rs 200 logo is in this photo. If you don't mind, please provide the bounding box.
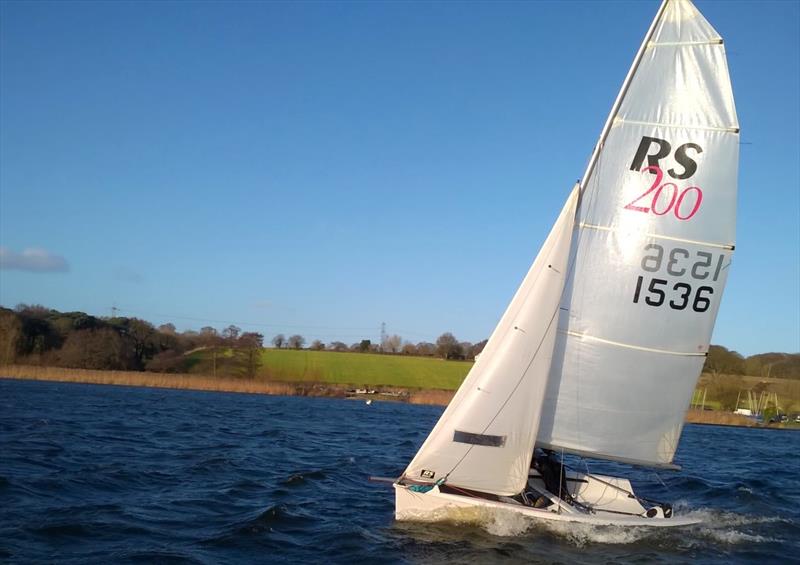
[624,136,705,221]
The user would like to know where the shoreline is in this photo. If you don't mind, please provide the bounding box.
[0,365,455,406]
[2,365,796,430]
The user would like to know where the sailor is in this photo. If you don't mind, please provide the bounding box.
[532,449,572,504]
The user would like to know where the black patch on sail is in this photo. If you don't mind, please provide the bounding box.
[421,469,435,479]
[453,430,506,447]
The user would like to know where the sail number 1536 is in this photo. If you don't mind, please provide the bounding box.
[632,277,713,312]
[632,244,726,313]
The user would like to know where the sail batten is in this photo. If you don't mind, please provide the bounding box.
[578,222,734,249]
[614,118,738,133]
[561,331,708,357]
[648,39,722,47]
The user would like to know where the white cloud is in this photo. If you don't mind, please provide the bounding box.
[0,246,70,273]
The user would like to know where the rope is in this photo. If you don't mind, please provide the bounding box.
[558,447,565,514]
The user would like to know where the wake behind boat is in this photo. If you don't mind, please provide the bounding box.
[394,0,739,528]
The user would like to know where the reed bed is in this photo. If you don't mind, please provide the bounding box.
[407,389,454,406]
[685,408,758,427]
[2,365,313,398]
[2,365,459,406]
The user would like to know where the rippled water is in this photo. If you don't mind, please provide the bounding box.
[1,378,798,563]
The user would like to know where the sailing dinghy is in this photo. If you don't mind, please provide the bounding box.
[394,0,738,528]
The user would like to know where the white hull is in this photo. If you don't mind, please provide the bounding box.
[394,470,701,528]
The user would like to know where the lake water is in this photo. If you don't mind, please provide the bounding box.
[1,378,797,563]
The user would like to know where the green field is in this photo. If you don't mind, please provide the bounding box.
[258,349,472,389]
[190,348,473,390]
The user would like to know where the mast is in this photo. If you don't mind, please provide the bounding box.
[578,0,669,194]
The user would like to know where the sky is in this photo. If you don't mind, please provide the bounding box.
[0,0,798,356]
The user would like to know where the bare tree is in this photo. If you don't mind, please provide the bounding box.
[111,318,156,370]
[199,326,219,348]
[401,341,417,356]
[471,339,488,358]
[329,341,348,352]
[416,341,436,356]
[0,308,21,364]
[239,332,264,349]
[385,334,402,354]
[436,332,463,360]
[179,330,200,351]
[310,340,325,350]
[58,328,133,370]
[158,323,177,335]
[288,334,305,349]
[703,345,745,377]
[272,334,285,349]
[222,325,241,342]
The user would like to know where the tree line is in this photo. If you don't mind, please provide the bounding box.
[0,305,487,376]
[0,305,264,377]
[269,331,488,361]
[703,345,800,380]
[1,304,797,380]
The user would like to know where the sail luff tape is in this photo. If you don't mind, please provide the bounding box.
[614,118,739,134]
[562,330,708,357]
[578,223,736,251]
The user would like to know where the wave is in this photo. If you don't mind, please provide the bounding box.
[26,522,93,537]
[113,549,206,564]
[398,502,791,548]
[281,469,327,486]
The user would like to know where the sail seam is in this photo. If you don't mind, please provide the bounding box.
[578,222,735,250]
[647,39,723,47]
[613,117,739,133]
[563,330,707,357]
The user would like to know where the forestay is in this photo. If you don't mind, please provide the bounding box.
[537,0,739,467]
[402,186,579,496]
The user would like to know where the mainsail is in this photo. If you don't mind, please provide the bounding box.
[537,0,739,468]
[402,0,738,492]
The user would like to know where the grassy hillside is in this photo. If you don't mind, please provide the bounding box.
[188,348,473,390]
[696,372,800,414]
[258,349,472,389]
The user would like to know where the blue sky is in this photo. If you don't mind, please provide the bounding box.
[1,0,797,355]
